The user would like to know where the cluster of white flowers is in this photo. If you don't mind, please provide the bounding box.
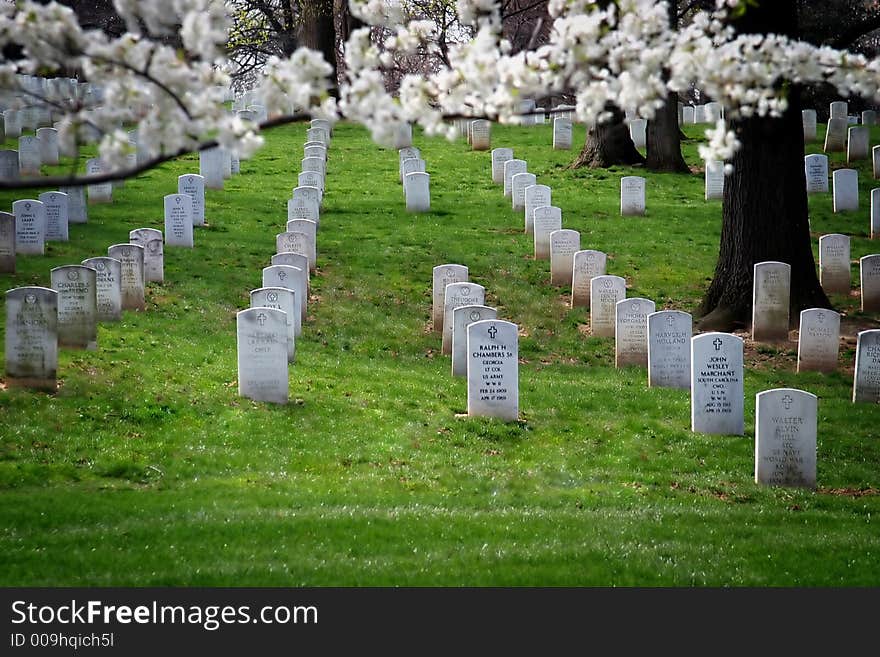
[2,0,879,180]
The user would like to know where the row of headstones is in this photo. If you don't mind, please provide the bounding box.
[430,264,518,421]
[237,118,332,404]
[803,157,880,234]
[4,226,169,391]
[432,260,880,487]
[679,102,724,126]
[397,146,431,212]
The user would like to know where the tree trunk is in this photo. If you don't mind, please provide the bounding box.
[646,91,689,172]
[570,103,645,169]
[699,0,831,330]
[298,0,337,93]
[698,101,830,331]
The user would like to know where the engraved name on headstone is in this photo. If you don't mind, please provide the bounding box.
[129,228,164,283]
[250,287,296,363]
[755,389,817,489]
[178,174,206,226]
[491,148,513,184]
[163,193,194,248]
[13,199,45,255]
[5,286,58,391]
[81,256,122,322]
[804,154,829,193]
[39,191,68,242]
[549,229,580,287]
[620,176,646,216]
[236,307,288,404]
[861,254,880,312]
[571,250,607,308]
[466,320,519,421]
[432,264,468,334]
[615,298,655,368]
[752,261,791,342]
[451,305,497,377]
[797,308,840,373]
[690,332,744,435]
[524,184,551,235]
[442,282,485,355]
[50,264,97,350]
[647,310,692,389]
[818,233,851,295]
[853,329,880,403]
[589,275,626,338]
[532,206,562,261]
[108,243,145,311]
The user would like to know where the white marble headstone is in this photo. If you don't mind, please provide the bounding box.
[524,184,551,235]
[275,232,314,273]
[0,150,20,180]
[571,250,607,308]
[59,186,87,224]
[871,188,879,239]
[466,319,518,421]
[824,118,847,152]
[797,308,840,373]
[847,126,870,162]
[705,161,724,200]
[829,101,848,119]
[287,196,320,226]
[250,287,296,362]
[108,243,145,311]
[755,389,817,489]
[178,174,206,226]
[620,176,646,216]
[861,254,880,312]
[86,159,112,203]
[853,329,880,403]
[553,118,572,150]
[38,191,68,242]
[549,229,580,287]
[50,264,97,350]
[398,147,420,182]
[818,233,851,295]
[647,310,692,389]
[752,261,791,342]
[503,159,527,198]
[629,119,647,150]
[199,147,224,189]
[81,256,122,322]
[163,193,194,248]
[129,228,164,283]
[4,286,58,391]
[13,199,45,255]
[511,172,536,212]
[36,127,59,165]
[0,212,14,274]
[589,275,626,338]
[832,168,858,212]
[471,120,490,151]
[690,332,744,435]
[532,206,562,260]
[491,148,513,184]
[285,219,317,273]
[801,109,817,142]
[404,172,430,212]
[236,307,289,404]
[442,282,485,355]
[451,305,497,377]
[18,136,40,176]
[432,264,468,334]
[615,298,655,367]
[804,154,828,193]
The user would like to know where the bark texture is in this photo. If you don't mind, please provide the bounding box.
[570,103,645,169]
[646,91,690,173]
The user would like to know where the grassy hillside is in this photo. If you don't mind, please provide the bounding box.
[0,119,878,586]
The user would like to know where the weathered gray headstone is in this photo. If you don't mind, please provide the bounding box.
[511,172,536,212]
[471,120,490,151]
[647,310,692,389]
[432,264,468,334]
[466,319,518,421]
[861,254,880,312]
[549,229,580,286]
[3,109,21,138]
[824,118,848,152]
[589,275,626,338]
[393,123,412,149]
[802,109,817,142]
[690,332,744,435]
[18,136,40,176]
[4,286,58,391]
[752,261,791,342]
[86,158,112,203]
[797,308,840,373]
[292,185,321,211]
[615,298,655,368]
[13,199,45,255]
[755,389,817,489]
[442,282,485,355]
[129,228,164,283]
[301,156,325,180]
[0,211,14,273]
[832,168,858,212]
[491,148,513,184]
[847,126,870,162]
[59,186,87,224]
[682,106,695,124]
[39,191,68,242]
[524,184,551,235]
[250,287,296,362]
[284,219,317,275]
[0,150,20,180]
[553,118,572,150]
[705,161,724,200]
[451,305,497,377]
[853,329,880,403]
[404,172,430,212]
[620,176,646,216]
[36,127,59,165]
[532,206,562,260]
[108,243,145,311]
[275,231,314,274]
[818,233,851,295]
[862,110,877,126]
[804,154,829,193]
[163,193,194,248]
[401,157,425,181]
[571,250,606,308]
[178,174,205,226]
[81,256,122,321]
[50,264,97,350]
[236,307,289,404]
[503,159,527,198]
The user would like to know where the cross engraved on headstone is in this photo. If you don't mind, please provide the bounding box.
[713,337,723,351]
[782,394,793,410]
[666,315,675,326]
[817,311,825,322]
[278,270,287,280]
[488,325,497,340]
[257,312,267,326]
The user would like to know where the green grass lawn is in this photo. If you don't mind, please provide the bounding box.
[0,119,878,586]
